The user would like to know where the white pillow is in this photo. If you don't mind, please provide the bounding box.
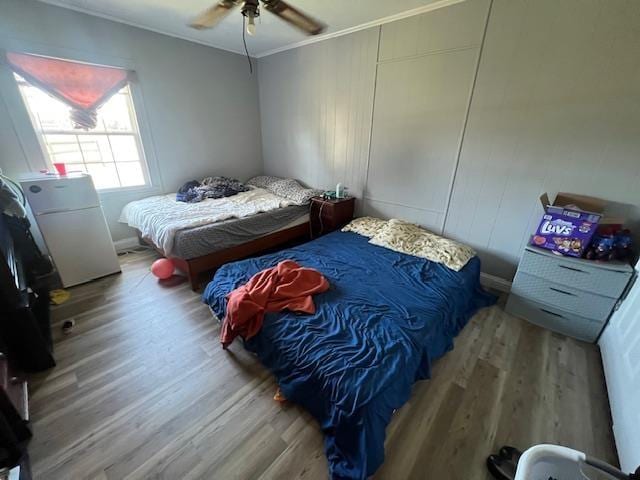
[267,178,322,205]
[245,175,282,189]
[369,219,475,271]
[342,217,388,238]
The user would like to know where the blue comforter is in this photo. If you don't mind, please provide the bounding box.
[203,231,496,479]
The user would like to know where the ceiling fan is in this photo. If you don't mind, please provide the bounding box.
[189,0,326,37]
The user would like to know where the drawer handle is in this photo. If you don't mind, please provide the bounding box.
[558,264,587,274]
[540,308,565,318]
[549,287,577,296]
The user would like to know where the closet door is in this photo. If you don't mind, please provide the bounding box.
[363,0,490,231]
[599,261,640,473]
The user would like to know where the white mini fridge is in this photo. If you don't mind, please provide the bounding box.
[20,173,121,287]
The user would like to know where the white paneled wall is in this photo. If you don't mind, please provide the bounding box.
[444,0,640,278]
[377,0,489,61]
[258,29,379,199]
[258,0,640,281]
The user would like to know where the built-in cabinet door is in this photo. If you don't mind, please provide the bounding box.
[362,0,491,233]
[599,261,640,473]
[365,48,480,231]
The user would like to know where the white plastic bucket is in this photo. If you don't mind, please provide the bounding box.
[515,444,628,480]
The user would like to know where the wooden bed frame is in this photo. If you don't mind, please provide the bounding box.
[137,221,310,291]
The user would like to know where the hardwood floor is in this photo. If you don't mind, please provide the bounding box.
[27,249,617,479]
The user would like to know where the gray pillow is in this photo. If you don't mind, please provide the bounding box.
[267,178,322,205]
[245,175,282,189]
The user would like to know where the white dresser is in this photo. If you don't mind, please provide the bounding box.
[506,246,634,342]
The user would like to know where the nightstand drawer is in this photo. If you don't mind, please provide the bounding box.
[315,206,352,227]
[519,248,632,298]
[505,294,604,342]
[310,196,355,238]
[511,271,617,321]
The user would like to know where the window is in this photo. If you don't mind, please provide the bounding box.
[16,74,150,190]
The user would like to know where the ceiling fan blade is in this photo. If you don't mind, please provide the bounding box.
[262,0,326,35]
[190,0,239,30]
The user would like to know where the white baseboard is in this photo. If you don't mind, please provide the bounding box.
[480,272,512,293]
[113,236,139,253]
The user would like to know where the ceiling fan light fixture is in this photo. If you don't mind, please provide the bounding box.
[189,0,325,37]
[242,0,259,36]
[247,14,256,35]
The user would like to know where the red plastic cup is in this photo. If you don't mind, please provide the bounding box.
[53,162,67,176]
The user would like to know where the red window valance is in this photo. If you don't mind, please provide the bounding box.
[6,52,132,130]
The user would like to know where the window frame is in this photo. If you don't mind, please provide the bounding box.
[15,77,153,193]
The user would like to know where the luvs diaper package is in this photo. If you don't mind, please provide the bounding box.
[530,192,606,257]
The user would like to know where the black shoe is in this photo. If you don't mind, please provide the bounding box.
[487,454,516,480]
[499,446,523,465]
[487,445,523,480]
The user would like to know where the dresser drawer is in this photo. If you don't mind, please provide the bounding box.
[505,294,604,342]
[519,248,631,298]
[511,271,616,321]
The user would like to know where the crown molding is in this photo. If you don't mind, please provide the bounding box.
[35,0,249,57]
[36,0,467,59]
[254,0,467,58]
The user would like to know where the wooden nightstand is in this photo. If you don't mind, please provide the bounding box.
[310,196,355,238]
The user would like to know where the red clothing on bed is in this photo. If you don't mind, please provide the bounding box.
[220,260,329,348]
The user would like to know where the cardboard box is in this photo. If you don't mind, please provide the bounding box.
[531,193,608,257]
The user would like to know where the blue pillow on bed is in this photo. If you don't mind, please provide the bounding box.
[176,177,249,203]
[176,180,200,203]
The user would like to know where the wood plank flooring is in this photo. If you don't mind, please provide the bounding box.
[27,249,618,479]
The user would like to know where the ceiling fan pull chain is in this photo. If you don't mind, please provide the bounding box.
[242,15,253,74]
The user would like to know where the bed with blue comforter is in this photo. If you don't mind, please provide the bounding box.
[202,230,496,479]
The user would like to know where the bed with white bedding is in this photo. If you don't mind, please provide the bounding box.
[119,185,311,289]
[120,188,297,255]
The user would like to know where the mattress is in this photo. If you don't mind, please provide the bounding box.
[172,205,309,259]
[203,231,496,479]
[120,188,297,255]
